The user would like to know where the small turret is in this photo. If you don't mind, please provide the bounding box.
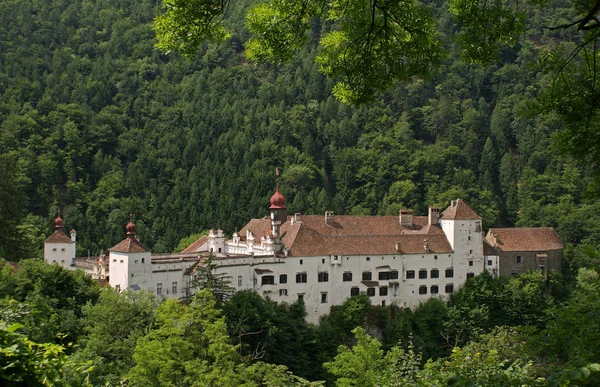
[269,168,287,237]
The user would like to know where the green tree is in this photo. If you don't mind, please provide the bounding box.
[154,0,444,103]
[75,289,156,386]
[129,289,317,386]
[0,322,92,387]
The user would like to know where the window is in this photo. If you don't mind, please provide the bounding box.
[318,272,329,282]
[362,271,372,281]
[296,273,307,283]
[419,286,427,295]
[261,276,275,285]
[382,301,386,307]
[141,258,145,263]
[445,284,454,294]
[322,259,325,264]
[321,293,328,303]
[61,248,65,252]
[366,257,370,261]
[419,269,427,279]
[343,272,353,282]
[431,285,439,294]
[280,274,287,284]
[469,260,474,267]
[389,270,399,280]
[445,268,454,278]
[469,249,473,254]
[467,272,475,279]
[367,288,376,297]
[157,283,163,294]
[379,287,388,296]
[379,271,390,280]
[516,255,522,264]
[131,273,134,277]
[279,289,288,296]
[53,248,57,252]
[218,247,222,253]
[297,294,304,302]
[468,236,471,240]
[350,287,360,296]
[300,259,303,265]
[434,255,438,259]
[238,276,242,286]
[115,285,120,292]
[406,270,415,279]
[120,260,123,263]
[172,282,178,294]
[431,269,439,278]
[488,259,493,266]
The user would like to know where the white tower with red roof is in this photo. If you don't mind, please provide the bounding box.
[440,199,485,282]
[44,210,76,270]
[108,214,151,293]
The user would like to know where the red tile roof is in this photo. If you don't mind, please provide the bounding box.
[441,199,482,220]
[109,237,149,253]
[181,236,208,253]
[487,228,563,252]
[44,229,73,243]
[239,215,452,256]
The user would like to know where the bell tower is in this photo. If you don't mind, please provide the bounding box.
[269,168,287,237]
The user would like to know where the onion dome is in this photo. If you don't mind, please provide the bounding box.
[54,209,64,229]
[126,213,136,237]
[269,183,287,209]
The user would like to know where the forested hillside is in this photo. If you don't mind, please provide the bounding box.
[0,0,599,271]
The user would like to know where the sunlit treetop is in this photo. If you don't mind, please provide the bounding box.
[154,0,444,104]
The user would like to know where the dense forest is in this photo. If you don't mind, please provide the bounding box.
[2,0,600,385]
[1,0,599,261]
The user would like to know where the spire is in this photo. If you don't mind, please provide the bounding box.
[54,209,64,229]
[126,213,136,238]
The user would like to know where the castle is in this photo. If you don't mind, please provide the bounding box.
[44,185,563,323]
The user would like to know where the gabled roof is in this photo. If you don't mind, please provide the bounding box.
[181,236,208,253]
[487,228,563,252]
[109,237,149,253]
[441,199,482,220]
[483,238,498,256]
[44,229,73,244]
[238,215,452,256]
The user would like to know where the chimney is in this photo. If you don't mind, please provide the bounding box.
[428,207,440,225]
[325,211,334,226]
[399,209,413,228]
[291,213,301,225]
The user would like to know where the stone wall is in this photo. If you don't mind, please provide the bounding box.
[498,249,562,277]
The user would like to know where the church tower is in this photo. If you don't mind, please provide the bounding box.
[269,169,287,237]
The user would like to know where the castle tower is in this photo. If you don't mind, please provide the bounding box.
[108,214,151,293]
[44,209,76,270]
[269,169,287,237]
[440,199,484,280]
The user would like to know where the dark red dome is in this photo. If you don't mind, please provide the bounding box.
[269,185,287,209]
[54,215,63,229]
[126,213,136,236]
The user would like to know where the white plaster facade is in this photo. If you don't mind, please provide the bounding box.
[43,194,561,324]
